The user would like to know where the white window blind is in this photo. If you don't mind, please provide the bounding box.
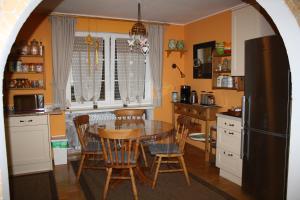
[67,32,152,109]
[113,37,146,104]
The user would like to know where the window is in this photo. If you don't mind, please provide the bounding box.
[66,32,152,109]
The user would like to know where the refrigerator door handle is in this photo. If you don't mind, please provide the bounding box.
[242,96,246,128]
[245,96,251,160]
[240,128,244,159]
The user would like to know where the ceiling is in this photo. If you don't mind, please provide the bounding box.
[37,0,244,25]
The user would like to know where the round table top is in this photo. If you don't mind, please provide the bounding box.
[89,120,175,141]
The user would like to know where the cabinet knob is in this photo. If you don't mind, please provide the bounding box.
[20,120,24,123]
[28,120,33,122]
[229,123,234,127]
[229,132,234,135]
[228,153,233,157]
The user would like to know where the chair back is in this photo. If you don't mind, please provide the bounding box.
[98,129,141,168]
[73,115,90,150]
[175,115,192,142]
[114,109,145,121]
[178,128,189,153]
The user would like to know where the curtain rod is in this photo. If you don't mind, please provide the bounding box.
[50,12,174,26]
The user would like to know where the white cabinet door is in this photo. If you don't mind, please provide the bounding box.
[231,5,275,76]
[7,125,50,166]
[6,115,52,175]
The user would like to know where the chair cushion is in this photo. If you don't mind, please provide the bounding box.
[148,143,180,155]
[106,151,136,164]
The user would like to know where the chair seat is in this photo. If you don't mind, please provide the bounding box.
[85,141,102,152]
[149,143,180,155]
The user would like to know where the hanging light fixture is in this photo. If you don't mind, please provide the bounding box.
[128,2,149,55]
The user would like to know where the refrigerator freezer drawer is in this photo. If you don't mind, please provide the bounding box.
[216,147,243,178]
[217,127,241,155]
[217,117,242,132]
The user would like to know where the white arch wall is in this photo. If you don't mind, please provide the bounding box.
[257,1,300,199]
[0,0,299,199]
[0,1,43,199]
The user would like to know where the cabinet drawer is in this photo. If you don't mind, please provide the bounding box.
[217,127,241,155]
[7,115,48,127]
[217,117,241,132]
[216,147,242,178]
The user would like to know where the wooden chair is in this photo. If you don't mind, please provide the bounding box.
[73,115,103,180]
[149,117,191,189]
[113,109,148,167]
[99,128,141,200]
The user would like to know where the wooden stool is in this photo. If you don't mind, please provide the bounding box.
[209,125,217,164]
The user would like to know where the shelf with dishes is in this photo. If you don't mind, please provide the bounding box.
[6,78,45,90]
[5,39,46,91]
[212,50,244,91]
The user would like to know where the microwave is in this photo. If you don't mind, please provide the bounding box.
[14,94,44,113]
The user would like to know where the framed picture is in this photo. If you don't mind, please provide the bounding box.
[193,41,215,79]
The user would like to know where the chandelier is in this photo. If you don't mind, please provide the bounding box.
[128,3,149,55]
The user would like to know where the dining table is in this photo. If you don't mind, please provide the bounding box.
[88,119,175,185]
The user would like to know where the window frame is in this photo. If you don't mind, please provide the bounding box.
[66,32,153,110]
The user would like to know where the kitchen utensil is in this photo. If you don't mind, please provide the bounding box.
[190,90,198,104]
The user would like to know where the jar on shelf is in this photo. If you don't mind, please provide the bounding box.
[39,42,43,56]
[20,43,30,55]
[22,63,29,72]
[28,63,35,72]
[30,39,39,55]
[36,63,43,72]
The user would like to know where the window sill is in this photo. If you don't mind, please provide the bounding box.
[65,103,154,114]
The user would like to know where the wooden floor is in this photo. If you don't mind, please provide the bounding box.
[54,144,252,200]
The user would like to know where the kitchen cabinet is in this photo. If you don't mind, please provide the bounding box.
[231,5,275,76]
[5,114,52,175]
[216,113,242,185]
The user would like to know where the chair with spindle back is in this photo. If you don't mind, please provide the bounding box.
[149,116,191,189]
[73,115,103,180]
[99,128,141,200]
[113,109,149,167]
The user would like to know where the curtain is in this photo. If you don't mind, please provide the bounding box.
[116,38,146,104]
[71,36,103,103]
[148,24,164,106]
[50,16,76,108]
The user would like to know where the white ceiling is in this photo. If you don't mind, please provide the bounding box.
[38,0,244,25]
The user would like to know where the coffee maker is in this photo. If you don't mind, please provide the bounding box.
[180,85,191,103]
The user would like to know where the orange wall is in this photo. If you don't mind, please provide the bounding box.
[8,11,244,134]
[184,11,244,111]
[6,14,53,105]
[7,14,65,136]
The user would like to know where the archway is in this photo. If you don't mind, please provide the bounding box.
[0,1,299,199]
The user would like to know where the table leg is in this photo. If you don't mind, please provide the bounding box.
[205,120,210,162]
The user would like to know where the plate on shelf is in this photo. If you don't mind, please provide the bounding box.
[189,132,206,141]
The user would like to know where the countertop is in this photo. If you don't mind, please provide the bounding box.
[217,112,242,120]
[5,109,63,117]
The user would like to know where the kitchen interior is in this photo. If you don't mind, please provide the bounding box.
[2,0,291,200]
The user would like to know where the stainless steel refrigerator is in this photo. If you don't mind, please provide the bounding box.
[242,35,291,200]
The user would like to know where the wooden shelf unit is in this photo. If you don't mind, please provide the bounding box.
[212,51,244,91]
[5,53,46,90]
[165,49,187,58]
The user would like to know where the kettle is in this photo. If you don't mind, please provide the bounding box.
[190,90,198,104]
